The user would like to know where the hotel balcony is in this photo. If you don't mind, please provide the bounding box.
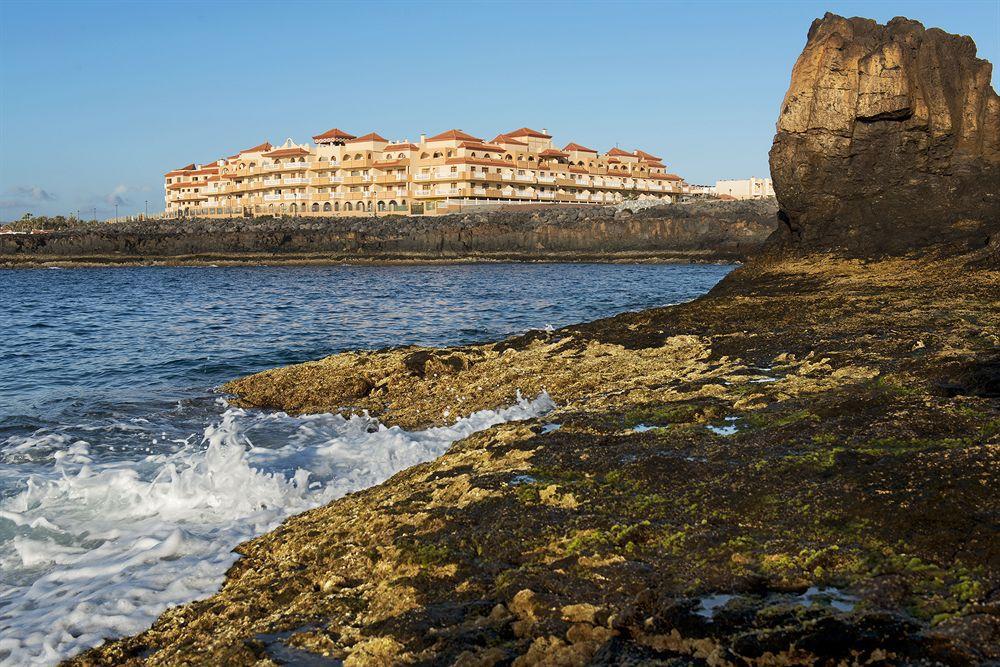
[537,174,556,184]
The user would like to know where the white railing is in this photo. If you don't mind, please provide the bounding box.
[575,193,590,200]
[501,173,513,180]
[473,187,487,195]
[537,175,556,183]
[263,179,281,186]
[263,194,281,201]
[415,173,431,180]
[283,162,310,170]
[514,174,534,182]
[538,192,555,199]
[283,178,308,185]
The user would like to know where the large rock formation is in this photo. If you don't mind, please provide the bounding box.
[769,13,999,255]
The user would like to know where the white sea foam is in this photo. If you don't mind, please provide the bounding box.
[0,391,553,666]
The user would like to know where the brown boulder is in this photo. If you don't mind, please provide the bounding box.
[769,13,999,255]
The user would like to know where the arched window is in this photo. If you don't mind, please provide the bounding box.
[433,152,442,158]
[447,150,453,157]
[470,152,477,158]
[323,202,332,212]
[389,200,397,208]
[377,201,386,211]
[344,202,353,211]
[354,153,363,160]
[290,203,298,214]
[311,203,319,212]
[397,153,405,159]
[334,202,340,211]
[421,152,429,159]
[366,201,373,212]
[505,154,513,161]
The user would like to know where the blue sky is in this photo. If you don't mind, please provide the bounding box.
[1,1,997,220]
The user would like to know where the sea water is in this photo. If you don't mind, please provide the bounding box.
[0,263,732,664]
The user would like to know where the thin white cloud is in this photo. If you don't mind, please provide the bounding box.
[4,185,57,202]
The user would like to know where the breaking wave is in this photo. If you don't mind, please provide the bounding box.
[0,392,553,665]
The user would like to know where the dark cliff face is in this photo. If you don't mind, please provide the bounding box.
[768,13,1000,256]
[0,201,776,262]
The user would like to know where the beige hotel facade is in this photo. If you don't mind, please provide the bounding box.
[164,127,689,218]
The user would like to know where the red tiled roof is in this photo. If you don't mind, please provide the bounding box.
[427,129,483,142]
[505,127,552,139]
[458,141,506,153]
[387,143,418,150]
[240,141,272,154]
[644,161,666,168]
[634,149,662,161]
[649,172,683,181]
[165,163,196,176]
[167,181,203,190]
[568,165,588,173]
[373,160,407,168]
[348,132,388,143]
[263,147,311,158]
[539,149,568,157]
[563,142,597,153]
[492,134,528,146]
[607,157,621,163]
[313,127,356,141]
[606,147,633,157]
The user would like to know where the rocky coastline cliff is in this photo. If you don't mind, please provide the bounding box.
[0,200,775,267]
[768,13,999,255]
[70,14,998,667]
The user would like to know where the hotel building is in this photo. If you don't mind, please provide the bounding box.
[714,177,775,200]
[164,127,689,218]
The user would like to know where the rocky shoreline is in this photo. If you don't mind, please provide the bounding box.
[0,200,774,268]
[71,250,1000,666]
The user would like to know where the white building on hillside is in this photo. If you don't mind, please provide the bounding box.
[715,177,774,200]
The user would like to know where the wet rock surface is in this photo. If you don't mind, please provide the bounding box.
[768,14,1000,255]
[0,200,775,266]
[70,251,1000,666]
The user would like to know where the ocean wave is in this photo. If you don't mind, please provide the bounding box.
[0,391,553,666]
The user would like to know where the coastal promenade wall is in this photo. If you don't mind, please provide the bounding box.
[0,200,776,266]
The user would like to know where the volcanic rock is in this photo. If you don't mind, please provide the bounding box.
[769,13,999,255]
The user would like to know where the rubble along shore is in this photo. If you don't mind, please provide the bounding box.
[69,247,1000,666]
[0,200,774,268]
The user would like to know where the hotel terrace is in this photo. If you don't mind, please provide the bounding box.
[164,127,689,218]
